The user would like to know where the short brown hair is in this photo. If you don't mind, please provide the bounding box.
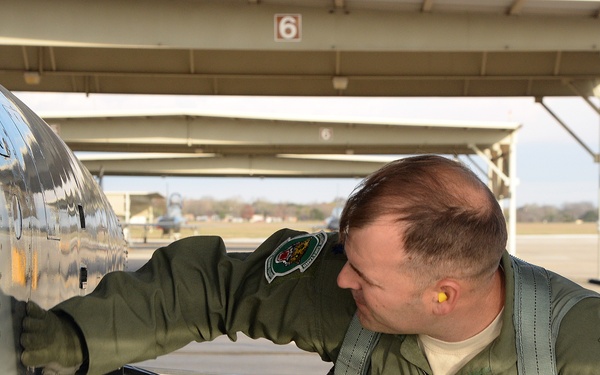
[339,155,507,281]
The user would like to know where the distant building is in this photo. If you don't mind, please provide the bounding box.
[105,192,164,224]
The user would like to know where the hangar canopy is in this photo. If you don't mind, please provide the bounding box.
[5,0,592,257]
[44,111,521,253]
[44,110,519,187]
[1,0,599,97]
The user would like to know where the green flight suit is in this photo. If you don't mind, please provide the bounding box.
[54,229,600,375]
[55,229,354,374]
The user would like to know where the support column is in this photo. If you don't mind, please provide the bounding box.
[508,135,518,257]
[469,144,517,255]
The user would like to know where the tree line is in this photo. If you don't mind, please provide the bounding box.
[153,196,345,222]
[152,197,599,223]
[516,202,598,223]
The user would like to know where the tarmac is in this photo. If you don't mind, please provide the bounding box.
[127,234,600,375]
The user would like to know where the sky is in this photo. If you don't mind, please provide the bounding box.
[14,91,600,207]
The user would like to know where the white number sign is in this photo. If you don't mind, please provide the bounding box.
[319,127,333,141]
[275,14,301,42]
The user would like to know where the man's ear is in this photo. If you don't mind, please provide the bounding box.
[432,279,460,315]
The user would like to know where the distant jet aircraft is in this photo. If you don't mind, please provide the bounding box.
[156,192,188,238]
[122,192,197,243]
[325,204,344,231]
[0,85,153,374]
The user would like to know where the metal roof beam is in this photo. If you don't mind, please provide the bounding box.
[2,1,599,52]
[536,97,599,162]
[45,114,519,154]
[79,155,391,178]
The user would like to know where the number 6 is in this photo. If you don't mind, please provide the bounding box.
[275,14,301,41]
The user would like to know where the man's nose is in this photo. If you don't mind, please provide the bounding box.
[337,262,358,290]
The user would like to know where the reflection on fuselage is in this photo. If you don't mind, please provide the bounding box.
[0,85,127,374]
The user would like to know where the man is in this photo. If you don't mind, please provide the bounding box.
[21,155,600,374]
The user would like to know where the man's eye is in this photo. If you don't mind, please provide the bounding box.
[363,277,375,286]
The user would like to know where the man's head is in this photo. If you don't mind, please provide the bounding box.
[339,154,507,282]
[336,155,507,335]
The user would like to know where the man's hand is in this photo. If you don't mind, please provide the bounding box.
[21,301,84,373]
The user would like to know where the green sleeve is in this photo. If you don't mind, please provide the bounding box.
[555,297,600,374]
[53,229,355,375]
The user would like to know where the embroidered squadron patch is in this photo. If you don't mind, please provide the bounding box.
[265,231,327,283]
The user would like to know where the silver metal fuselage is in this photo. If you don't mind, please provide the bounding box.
[0,85,127,374]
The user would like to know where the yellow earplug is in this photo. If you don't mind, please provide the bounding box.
[438,292,448,303]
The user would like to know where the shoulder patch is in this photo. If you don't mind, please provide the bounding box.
[265,231,327,283]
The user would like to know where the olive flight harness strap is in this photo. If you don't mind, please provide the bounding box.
[512,257,555,375]
[511,256,600,375]
[333,314,381,375]
[333,256,600,375]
